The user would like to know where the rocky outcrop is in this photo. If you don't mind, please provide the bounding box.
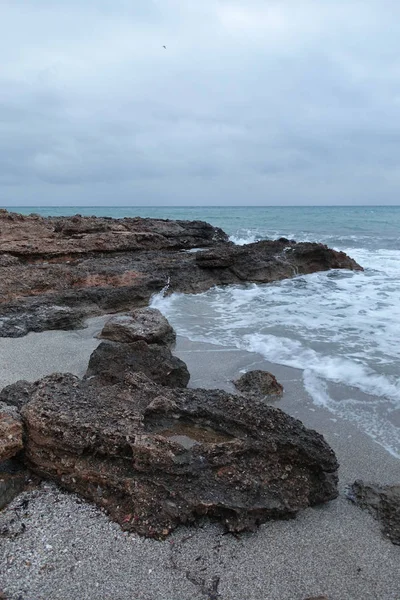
[234,370,283,399]
[1,311,338,536]
[86,340,190,387]
[195,238,362,280]
[0,209,228,258]
[347,480,400,545]
[100,308,176,347]
[87,309,188,386]
[0,211,363,338]
[21,371,339,538]
[0,403,23,461]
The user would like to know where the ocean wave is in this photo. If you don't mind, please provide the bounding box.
[229,231,258,245]
[150,244,400,457]
[303,371,400,458]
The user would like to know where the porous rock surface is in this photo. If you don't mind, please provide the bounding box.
[87,307,187,387]
[234,370,284,398]
[347,480,400,545]
[100,308,176,346]
[86,339,190,388]
[0,380,35,411]
[0,402,23,461]
[0,209,228,257]
[0,211,363,337]
[20,371,339,538]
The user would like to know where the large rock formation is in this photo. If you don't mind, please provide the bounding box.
[347,480,400,545]
[20,371,339,538]
[0,211,363,337]
[0,209,228,257]
[0,309,339,537]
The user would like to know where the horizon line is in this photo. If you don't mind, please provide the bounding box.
[2,205,399,209]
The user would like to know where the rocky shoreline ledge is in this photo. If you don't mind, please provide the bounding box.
[0,209,361,337]
[0,210,399,599]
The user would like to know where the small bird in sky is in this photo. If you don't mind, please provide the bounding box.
[163,45,167,49]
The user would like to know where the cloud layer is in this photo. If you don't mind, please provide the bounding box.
[1,0,400,205]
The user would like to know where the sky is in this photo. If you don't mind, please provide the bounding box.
[1,0,400,206]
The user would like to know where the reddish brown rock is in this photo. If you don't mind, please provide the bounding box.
[0,209,228,258]
[234,370,284,399]
[21,372,339,538]
[0,403,23,461]
[0,210,363,338]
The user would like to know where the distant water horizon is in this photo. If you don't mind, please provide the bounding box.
[4,204,400,457]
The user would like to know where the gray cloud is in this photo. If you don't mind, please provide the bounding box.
[1,0,400,205]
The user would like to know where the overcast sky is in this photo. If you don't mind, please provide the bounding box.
[1,0,400,206]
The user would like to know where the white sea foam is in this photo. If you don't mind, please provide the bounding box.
[303,371,400,458]
[151,245,400,457]
[229,231,257,245]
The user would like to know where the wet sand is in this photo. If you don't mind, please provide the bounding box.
[0,327,399,600]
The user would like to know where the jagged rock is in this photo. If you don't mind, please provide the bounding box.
[0,380,36,410]
[347,480,400,545]
[234,370,283,399]
[195,239,362,281]
[86,340,190,387]
[21,372,339,538]
[100,308,176,347]
[0,403,23,461]
[0,210,228,257]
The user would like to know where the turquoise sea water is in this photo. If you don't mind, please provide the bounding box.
[7,205,400,457]
[10,205,400,251]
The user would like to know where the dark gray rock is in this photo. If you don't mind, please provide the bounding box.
[86,340,190,388]
[0,459,30,511]
[347,480,400,545]
[0,304,86,338]
[22,371,339,538]
[234,370,283,399]
[0,380,36,410]
[100,308,176,347]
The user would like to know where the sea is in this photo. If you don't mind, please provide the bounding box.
[10,205,400,458]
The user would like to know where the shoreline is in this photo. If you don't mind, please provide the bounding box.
[1,322,399,600]
[174,336,400,485]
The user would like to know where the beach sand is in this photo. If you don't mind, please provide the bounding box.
[0,325,399,600]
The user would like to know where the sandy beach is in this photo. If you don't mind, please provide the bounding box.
[0,323,399,600]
